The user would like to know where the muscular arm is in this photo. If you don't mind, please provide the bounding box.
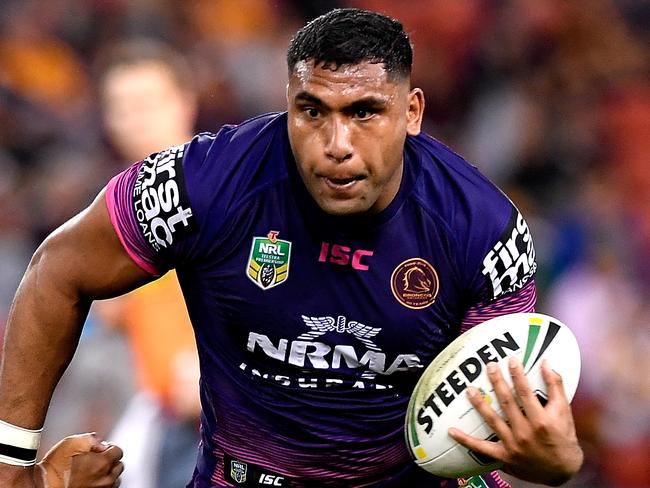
[0,189,153,485]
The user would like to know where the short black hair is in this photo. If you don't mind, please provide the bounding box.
[287,8,412,81]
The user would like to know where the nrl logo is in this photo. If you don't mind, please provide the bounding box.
[247,230,291,290]
[230,460,247,484]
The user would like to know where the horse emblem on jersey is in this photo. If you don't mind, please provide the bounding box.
[247,230,292,290]
[390,258,439,309]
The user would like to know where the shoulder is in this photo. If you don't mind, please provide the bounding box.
[184,111,288,176]
[121,112,291,264]
[188,112,287,151]
[406,132,514,239]
[181,112,291,218]
[406,133,536,300]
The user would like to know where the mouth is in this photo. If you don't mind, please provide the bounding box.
[321,175,366,191]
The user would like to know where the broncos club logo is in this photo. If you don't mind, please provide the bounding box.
[390,258,439,309]
[402,266,433,293]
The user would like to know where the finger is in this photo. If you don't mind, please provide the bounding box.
[448,426,506,464]
[99,462,124,488]
[110,460,125,478]
[541,360,569,406]
[102,445,124,465]
[508,357,545,421]
[486,361,525,430]
[463,385,514,446]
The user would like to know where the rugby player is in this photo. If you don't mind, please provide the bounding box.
[0,8,583,487]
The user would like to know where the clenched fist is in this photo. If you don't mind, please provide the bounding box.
[37,433,124,488]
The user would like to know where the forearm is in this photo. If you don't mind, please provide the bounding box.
[0,276,80,486]
[1,191,152,428]
[0,191,153,486]
[0,243,89,429]
[0,233,94,487]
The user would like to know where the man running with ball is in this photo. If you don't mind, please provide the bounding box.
[0,8,582,487]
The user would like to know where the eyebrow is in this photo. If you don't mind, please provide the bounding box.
[294,91,326,107]
[293,91,389,111]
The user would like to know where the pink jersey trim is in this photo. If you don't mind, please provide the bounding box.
[460,280,537,333]
[105,174,161,277]
[489,471,511,487]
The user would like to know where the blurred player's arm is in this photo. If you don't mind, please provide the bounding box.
[0,188,153,487]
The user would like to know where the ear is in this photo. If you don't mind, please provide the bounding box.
[406,88,425,136]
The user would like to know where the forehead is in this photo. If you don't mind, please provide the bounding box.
[104,62,177,94]
[288,60,403,104]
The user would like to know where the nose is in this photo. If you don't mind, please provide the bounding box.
[324,115,353,162]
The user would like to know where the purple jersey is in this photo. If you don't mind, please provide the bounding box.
[106,113,536,488]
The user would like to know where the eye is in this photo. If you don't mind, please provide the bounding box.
[305,107,320,118]
[354,109,373,120]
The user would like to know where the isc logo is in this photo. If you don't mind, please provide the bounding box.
[259,473,285,486]
[318,242,373,270]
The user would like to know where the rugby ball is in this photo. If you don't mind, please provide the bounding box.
[405,312,580,478]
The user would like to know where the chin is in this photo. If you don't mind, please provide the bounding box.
[317,199,371,217]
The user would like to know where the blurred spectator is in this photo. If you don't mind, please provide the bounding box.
[95,38,201,488]
[97,38,198,162]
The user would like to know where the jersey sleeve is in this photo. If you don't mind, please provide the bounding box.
[460,279,536,333]
[465,200,537,297]
[105,143,200,276]
[478,206,537,301]
[105,114,289,276]
[460,201,538,332]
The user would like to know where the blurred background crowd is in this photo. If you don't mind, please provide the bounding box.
[0,0,648,486]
